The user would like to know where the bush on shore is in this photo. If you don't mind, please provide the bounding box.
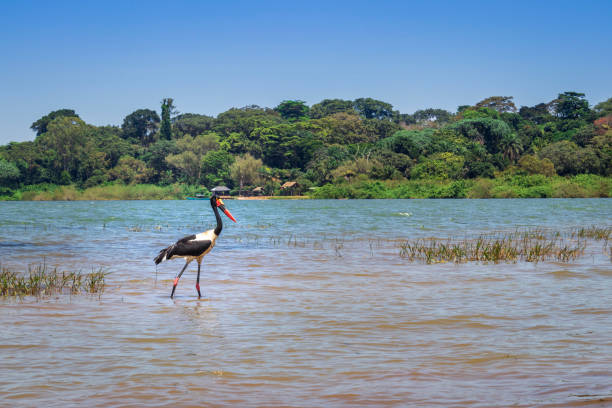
[308,174,611,199]
[1,182,198,201]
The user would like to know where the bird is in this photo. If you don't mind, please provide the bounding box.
[154,194,237,298]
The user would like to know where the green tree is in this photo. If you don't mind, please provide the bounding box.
[259,125,323,169]
[173,113,214,137]
[0,158,20,187]
[381,129,435,158]
[230,154,263,195]
[274,100,310,122]
[306,145,350,184]
[411,152,465,180]
[165,133,222,183]
[331,157,376,182]
[78,149,109,184]
[353,98,394,120]
[474,96,517,113]
[461,107,500,120]
[31,109,79,136]
[166,151,201,183]
[141,139,178,183]
[589,132,612,176]
[109,156,153,184]
[539,140,599,175]
[573,124,597,147]
[518,155,556,176]
[463,143,496,178]
[316,112,369,144]
[160,98,176,140]
[36,116,94,181]
[176,133,220,156]
[371,150,413,178]
[121,109,160,145]
[363,118,401,141]
[499,133,523,162]
[214,105,281,137]
[201,150,234,187]
[594,97,612,117]
[0,141,47,184]
[413,108,453,124]
[518,103,553,124]
[309,99,355,119]
[552,92,591,120]
[221,131,263,156]
[450,118,513,154]
[93,126,135,167]
[499,112,523,130]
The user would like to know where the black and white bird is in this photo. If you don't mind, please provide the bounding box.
[154,194,237,298]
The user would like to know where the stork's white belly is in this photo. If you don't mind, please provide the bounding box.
[195,229,218,257]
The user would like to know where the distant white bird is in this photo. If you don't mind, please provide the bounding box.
[154,194,236,298]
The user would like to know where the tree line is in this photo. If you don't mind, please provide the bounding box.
[1,92,611,197]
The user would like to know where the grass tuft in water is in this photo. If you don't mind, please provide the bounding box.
[398,228,590,264]
[0,263,107,298]
[572,226,611,242]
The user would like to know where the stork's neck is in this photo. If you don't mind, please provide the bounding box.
[212,199,222,236]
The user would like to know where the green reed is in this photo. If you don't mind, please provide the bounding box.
[0,263,107,298]
[399,228,589,264]
[572,226,611,242]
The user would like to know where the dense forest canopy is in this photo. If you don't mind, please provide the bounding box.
[1,93,611,198]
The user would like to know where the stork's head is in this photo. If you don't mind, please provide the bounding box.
[211,194,237,222]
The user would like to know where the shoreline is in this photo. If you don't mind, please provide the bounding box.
[1,174,611,201]
[235,195,309,200]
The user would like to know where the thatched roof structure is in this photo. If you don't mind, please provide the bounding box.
[281,181,298,189]
[211,186,230,193]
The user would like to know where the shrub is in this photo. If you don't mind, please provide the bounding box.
[411,152,465,180]
[468,178,494,198]
[518,155,556,176]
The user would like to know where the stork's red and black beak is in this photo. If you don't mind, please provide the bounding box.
[216,198,237,222]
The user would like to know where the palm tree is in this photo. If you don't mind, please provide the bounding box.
[499,133,523,163]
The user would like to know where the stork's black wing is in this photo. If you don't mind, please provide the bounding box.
[155,234,212,264]
[170,239,212,257]
[166,234,212,258]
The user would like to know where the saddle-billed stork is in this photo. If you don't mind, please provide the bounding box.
[154,194,236,298]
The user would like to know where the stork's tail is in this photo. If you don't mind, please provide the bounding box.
[154,247,170,264]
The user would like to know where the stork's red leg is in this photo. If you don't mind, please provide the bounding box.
[171,261,190,298]
[196,262,202,298]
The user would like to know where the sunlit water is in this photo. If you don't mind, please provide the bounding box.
[1,199,611,407]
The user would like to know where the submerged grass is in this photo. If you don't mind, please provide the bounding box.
[0,263,107,298]
[398,227,612,264]
[572,225,611,242]
[233,226,610,265]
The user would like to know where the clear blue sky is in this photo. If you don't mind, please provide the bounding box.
[1,0,611,144]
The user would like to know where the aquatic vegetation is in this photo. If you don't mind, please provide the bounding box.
[398,228,592,264]
[572,226,611,242]
[0,263,107,298]
[226,226,608,264]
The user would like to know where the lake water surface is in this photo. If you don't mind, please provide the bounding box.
[1,199,611,407]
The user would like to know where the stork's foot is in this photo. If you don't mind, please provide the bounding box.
[196,283,202,298]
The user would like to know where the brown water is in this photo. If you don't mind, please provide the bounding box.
[1,199,611,407]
